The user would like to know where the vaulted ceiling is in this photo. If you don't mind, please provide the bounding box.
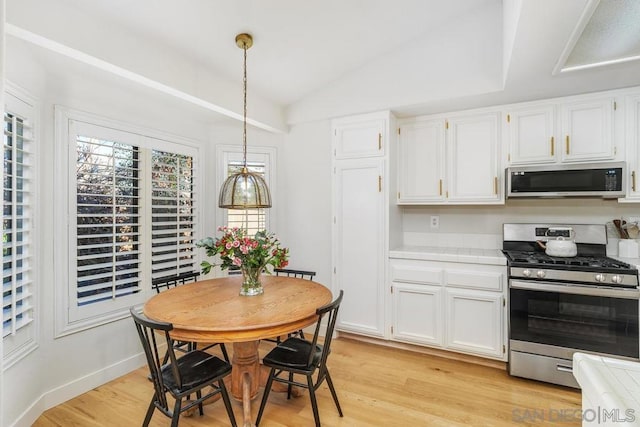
[6,0,640,132]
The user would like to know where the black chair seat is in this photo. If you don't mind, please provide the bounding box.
[262,337,322,372]
[162,351,232,395]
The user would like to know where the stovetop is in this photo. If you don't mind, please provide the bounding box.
[503,250,634,273]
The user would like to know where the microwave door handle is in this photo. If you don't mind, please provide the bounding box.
[510,280,640,299]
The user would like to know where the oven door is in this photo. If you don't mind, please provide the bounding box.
[510,280,640,358]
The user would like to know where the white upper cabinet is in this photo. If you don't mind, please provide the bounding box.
[506,94,618,166]
[622,92,640,202]
[397,118,446,203]
[447,112,501,203]
[397,111,502,205]
[559,96,615,162]
[507,105,556,165]
[333,113,386,159]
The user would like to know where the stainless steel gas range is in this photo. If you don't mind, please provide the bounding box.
[503,223,640,388]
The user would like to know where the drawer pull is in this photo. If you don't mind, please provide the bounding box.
[556,364,573,373]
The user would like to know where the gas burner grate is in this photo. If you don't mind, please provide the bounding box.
[504,251,633,270]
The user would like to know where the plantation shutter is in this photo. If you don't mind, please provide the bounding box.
[3,111,33,337]
[226,160,266,236]
[151,150,196,279]
[75,136,141,306]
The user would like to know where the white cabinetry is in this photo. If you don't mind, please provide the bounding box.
[560,97,615,162]
[506,95,618,166]
[507,105,556,164]
[445,288,503,359]
[397,118,445,203]
[622,92,640,201]
[389,258,507,361]
[332,111,399,338]
[397,111,502,205]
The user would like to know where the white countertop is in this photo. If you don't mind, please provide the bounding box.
[573,352,640,426]
[389,246,507,266]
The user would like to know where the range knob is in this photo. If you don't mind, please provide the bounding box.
[611,275,623,284]
[536,270,546,279]
[595,273,606,283]
[523,269,532,278]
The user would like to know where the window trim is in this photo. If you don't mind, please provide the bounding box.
[2,81,40,369]
[54,106,202,337]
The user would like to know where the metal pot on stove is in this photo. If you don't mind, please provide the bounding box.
[537,227,578,257]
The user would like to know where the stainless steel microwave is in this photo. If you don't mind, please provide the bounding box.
[506,161,626,198]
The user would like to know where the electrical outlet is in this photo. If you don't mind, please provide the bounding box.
[430,215,439,229]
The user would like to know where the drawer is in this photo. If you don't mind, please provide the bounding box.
[446,269,503,291]
[390,263,443,285]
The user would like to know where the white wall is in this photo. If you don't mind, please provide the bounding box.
[402,198,640,251]
[279,120,333,286]
[2,35,218,427]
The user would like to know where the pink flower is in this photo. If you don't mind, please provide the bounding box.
[232,240,240,248]
[225,242,233,250]
[240,245,249,254]
[232,257,242,266]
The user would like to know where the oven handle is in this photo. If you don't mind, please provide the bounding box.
[510,280,640,299]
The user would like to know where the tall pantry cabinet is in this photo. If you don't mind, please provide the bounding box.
[332,111,401,338]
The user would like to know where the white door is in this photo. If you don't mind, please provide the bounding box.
[560,98,615,162]
[334,158,385,337]
[445,288,504,359]
[397,119,446,203]
[508,106,556,165]
[624,93,640,200]
[446,112,501,203]
[333,116,385,159]
[391,283,443,346]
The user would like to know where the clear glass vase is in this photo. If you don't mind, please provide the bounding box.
[240,264,264,296]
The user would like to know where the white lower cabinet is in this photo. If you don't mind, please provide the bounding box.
[445,288,503,359]
[392,283,443,347]
[390,258,507,361]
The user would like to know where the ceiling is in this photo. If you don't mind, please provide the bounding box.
[6,0,640,131]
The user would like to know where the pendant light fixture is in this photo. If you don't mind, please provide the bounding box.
[218,33,272,209]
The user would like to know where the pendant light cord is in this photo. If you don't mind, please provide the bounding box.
[242,42,248,170]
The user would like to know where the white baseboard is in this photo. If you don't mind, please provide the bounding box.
[8,352,146,427]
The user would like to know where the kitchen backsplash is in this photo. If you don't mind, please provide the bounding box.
[401,198,640,253]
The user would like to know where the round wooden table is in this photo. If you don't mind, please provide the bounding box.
[143,275,333,427]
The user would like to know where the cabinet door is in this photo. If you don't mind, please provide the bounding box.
[334,158,385,337]
[391,283,443,346]
[508,106,556,165]
[560,98,615,162]
[446,112,501,203]
[445,288,504,359]
[624,93,640,201]
[333,115,385,159]
[397,119,446,203]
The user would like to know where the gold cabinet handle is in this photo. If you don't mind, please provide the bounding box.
[565,135,570,154]
[439,179,443,196]
[633,171,637,192]
[378,175,382,192]
[494,176,498,195]
[550,136,554,156]
[378,133,382,150]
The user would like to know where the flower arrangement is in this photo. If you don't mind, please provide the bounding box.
[196,226,289,275]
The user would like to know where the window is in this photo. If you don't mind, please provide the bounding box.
[151,150,196,280]
[3,85,38,364]
[56,107,199,335]
[216,145,276,237]
[75,136,141,307]
[226,160,266,235]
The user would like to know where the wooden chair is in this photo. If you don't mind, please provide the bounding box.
[130,308,237,427]
[255,290,344,427]
[152,272,229,363]
[268,268,317,342]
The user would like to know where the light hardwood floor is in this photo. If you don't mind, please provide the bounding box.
[33,338,581,426]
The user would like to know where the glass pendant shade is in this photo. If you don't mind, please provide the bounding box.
[218,167,272,209]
